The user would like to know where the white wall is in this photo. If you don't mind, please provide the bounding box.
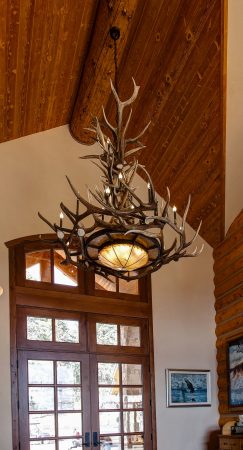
[152,243,218,450]
[0,125,218,450]
[225,0,243,230]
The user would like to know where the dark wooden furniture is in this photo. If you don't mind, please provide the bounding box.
[219,435,243,450]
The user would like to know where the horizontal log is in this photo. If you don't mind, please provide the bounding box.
[213,226,243,260]
[216,327,243,347]
[214,255,243,285]
[215,299,243,324]
[216,315,243,337]
[214,271,243,298]
[215,287,243,307]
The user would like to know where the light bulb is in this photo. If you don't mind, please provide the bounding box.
[118,172,123,180]
[105,186,111,195]
[172,205,177,212]
[60,212,64,219]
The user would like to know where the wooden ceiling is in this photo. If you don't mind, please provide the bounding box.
[0,0,226,247]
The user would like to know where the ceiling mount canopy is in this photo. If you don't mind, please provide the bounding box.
[38,27,203,281]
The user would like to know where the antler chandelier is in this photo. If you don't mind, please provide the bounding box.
[39,30,203,281]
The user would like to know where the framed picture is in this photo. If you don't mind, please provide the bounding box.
[228,336,243,407]
[166,369,211,407]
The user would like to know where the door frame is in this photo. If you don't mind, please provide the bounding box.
[6,236,157,450]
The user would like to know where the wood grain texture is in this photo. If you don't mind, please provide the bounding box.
[0,0,98,140]
[0,0,226,247]
[214,210,243,425]
[71,0,226,247]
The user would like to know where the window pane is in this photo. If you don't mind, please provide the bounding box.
[58,387,81,411]
[59,439,82,450]
[25,250,51,282]
[100,436,121,450]
[124,435,144,450]
[123,411,144,433]
[30,441,55,450]
[99,412,120,434]
[122,364,142,385]
[99,387,120,409]
[96,323,118,346]
[29,387,54,411]
[54,250,77,286]
[119,278,139,295]
[58,413,82,437]
[98,363,119,385]
[123,388,143,409]
[95,274,116,292]
[28,360,54,385]
[55,320,79,343]
[57,362,80,385]
[27,317,52,341]
[120,326,140,347]
[29,413,55,438]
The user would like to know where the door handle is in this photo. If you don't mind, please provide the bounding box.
[93,431,101,447]
[84,432,90,448]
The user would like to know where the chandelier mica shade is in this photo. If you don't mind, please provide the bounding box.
[39,78,203,281]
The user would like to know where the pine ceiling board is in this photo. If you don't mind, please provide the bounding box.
[70,0,225,247]
[0,0,98,142]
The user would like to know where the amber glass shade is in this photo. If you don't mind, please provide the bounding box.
[98,243,149,271]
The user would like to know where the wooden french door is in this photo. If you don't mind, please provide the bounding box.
[18,351,90,450]
[17,310,152,450]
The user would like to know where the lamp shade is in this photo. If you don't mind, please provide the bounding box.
[98,242,149,271]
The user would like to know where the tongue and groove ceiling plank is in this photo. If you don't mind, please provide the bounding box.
[0,0,99,140]
[0,0,226,247]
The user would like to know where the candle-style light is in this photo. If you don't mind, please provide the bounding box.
[59,212,64,227]
[172,205,177,225]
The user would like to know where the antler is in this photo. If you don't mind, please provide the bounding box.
[38,79,203,281]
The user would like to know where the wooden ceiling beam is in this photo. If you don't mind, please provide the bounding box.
[69,0,144,144]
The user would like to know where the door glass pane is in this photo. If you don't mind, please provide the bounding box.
[55,319,79,343]
[123,388,143,409]
[119,278,139,295]
[29,387,54,411]
[95,274,116,292]
[54,250,78,286]
[99,387,120,409]
[124,435,144,450]
[57,387,81,411]
[120,326,140,347]
[98,363,119,385]
[122,364,142,385]
[99,411,120,434]
[59,438,82,450]
[29,413,55,438]
[96,323,118,346]
[26,250,51,282]
[58,413,82,437]
[57,361,80,385]
[28,360,54,385]
[100,436,121,450]
[123,411,144,432]
[27,317,52,341]
[30,441,56,450]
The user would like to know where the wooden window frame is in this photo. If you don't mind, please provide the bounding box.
[6,234,157,450]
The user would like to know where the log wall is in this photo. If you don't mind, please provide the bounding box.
[214,210,243,426]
